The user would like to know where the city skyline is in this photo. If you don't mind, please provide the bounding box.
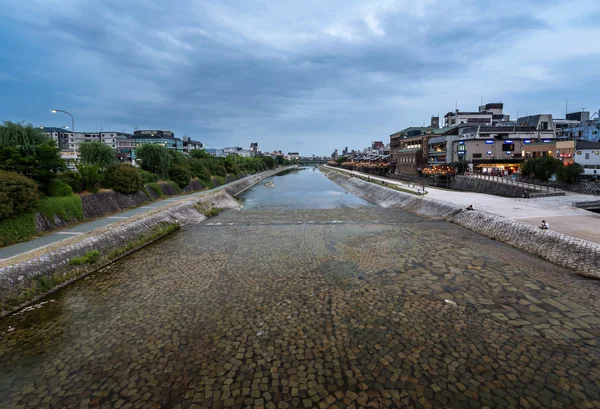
[1,0,599,155]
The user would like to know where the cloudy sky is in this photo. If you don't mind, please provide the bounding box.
[1,0,599,155]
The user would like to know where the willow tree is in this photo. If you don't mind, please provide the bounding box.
[79,141,116,169]
[0,121,48,152]
[136,143,172,178]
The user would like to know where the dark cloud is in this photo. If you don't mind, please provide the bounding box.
[0,0,597,155]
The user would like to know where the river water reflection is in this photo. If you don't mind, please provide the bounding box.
[239,167,373,210]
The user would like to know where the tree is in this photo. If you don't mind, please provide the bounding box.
[136,144,172,178]
[261,156,276,170]
[556,163,583,184]
[275,155,285,166]
[336,156,349,165]
[79,141,116,169]
[0,139,66,185]
[0,170,39,219]
[0,121,48,153]
[521,157,563,182]
[189,149,212,159]
[451,159,470,174]
[103,163,142,193]
[169,164,192,189]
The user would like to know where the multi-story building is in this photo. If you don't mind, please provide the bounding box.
[517,114,556,135]
[288,152,300,160]
[561,111,599,141]
[182,136,204,154]
[133,130,183,152]
[478,103,510,125]
[250,142,259,155]
[575,140,600,178]
[40,127,73,150]
[444,110,493,127]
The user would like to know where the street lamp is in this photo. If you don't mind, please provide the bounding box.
[51,109,75,157]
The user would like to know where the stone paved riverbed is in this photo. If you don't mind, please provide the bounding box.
[1,208,599,409]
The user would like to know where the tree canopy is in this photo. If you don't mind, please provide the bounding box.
[136,143,172,178]
[0,121,48,153]
[520,157,563,182]
[79,141,116,169]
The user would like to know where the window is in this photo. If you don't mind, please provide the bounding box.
[585,153,590,160]
[502,143,515,151]
[472,153,482,158]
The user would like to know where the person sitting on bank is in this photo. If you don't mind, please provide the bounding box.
[466,205,474,211]
[539,220,549,230]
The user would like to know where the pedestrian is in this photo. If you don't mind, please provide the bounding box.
[539,220,549,230]
[466,205,474,211]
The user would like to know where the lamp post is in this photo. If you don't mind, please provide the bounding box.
[52,109,75,159]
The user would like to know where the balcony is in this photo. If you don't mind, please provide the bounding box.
[428,150,447,156]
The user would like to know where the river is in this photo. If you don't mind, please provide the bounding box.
[239,167,373,210]
[1,167,599,408]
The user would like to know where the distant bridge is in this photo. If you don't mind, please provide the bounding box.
[297,160,329,166]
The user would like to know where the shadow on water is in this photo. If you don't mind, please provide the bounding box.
[239,167,373,210]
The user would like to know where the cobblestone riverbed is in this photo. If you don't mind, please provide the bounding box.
[1,206,599,409]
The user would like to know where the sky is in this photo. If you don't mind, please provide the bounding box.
[0,0,599,156]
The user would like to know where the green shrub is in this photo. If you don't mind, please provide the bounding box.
[168,164,192,189]
[0,170,39,219]
[58,171,83,193]
[204,207,223,217]
[146,183,163,198]
[76,164,102,193]
[556,163,584,184]
[37,196,84,226]
[139,169,159,184]
[44,178,73,197]
[168,181,182,193]
[69,250,100,266]
[0,212,37,247]
[103,163,142,194]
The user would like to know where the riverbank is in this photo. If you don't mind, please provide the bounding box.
[322,167,600,279]
[0,167,294,316]
[325,166,600,245]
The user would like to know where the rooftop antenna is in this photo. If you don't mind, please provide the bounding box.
[481,96,483,106]
[565,98,568,117]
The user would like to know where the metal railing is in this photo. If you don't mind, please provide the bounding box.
[464,173,560,194]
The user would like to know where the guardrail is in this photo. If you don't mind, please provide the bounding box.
[573,200,600,208]
[465,174,561,194]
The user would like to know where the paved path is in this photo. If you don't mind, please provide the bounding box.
[1,208,599,408]
[326,166,600,244]
[0,182,235,261]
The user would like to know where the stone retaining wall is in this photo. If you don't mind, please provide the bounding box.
[450,176,532,198]
[324,169,600,279]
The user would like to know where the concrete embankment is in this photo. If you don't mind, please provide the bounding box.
[323,169,600,279]
[0,167,293,317]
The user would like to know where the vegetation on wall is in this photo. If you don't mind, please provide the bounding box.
[37,196,84,226]
[103,163,142,194]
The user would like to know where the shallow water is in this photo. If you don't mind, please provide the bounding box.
[239,167,373,210]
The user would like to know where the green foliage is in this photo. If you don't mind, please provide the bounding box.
[0,121,48,152]
[204,207,223,217]
[451,159,470,174]
[0,170,39,219]
[168,149,187,166]
[189,149,211,159]
[521,156,563,182]
[44,178,73,197]
[275,155,285,166]
[336,156,349,165]
[107,222,179,260]
[136,144,172,178]
[58,171,83,193]
[0,212,36,247]
[261,156,276,169]
[103,163,142,193]
[168,181,183,193]
[146,183,163,198]
[37,196,84,225]
[69,250,100,266]
[188,158,212,181]
[556,163,584,184]
[169,164,192,189]
[139,169,159,184]
[79,141,116,169]
[76,164,102,193]
[0,140,66,185]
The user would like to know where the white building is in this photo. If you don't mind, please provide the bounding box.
[575,140,600,178]
[182,136,204,154]
[444,110,493,127]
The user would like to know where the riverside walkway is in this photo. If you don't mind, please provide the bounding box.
[326,166,600,245]
[0,173,271,262]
